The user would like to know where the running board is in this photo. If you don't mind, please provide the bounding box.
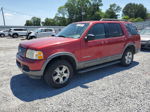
[78,60,121,74]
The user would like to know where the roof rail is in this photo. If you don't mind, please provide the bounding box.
[100,18,128,22]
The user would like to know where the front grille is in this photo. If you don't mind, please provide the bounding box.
[18,46,26,57]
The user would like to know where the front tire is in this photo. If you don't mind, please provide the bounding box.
[44,60,74,88]
[28,36,36,40]
[121,48,134,66]
[12,34,18,38]
[0,34,5,37]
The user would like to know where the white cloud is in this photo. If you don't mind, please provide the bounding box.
[0,13,32,25]
[4,13,13,17]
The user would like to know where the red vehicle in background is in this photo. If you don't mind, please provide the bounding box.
[16,20,141,88]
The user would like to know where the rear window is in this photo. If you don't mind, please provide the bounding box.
[125,24,138,35]
[108,23,124,37]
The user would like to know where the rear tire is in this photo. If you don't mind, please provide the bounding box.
[12,34,18,38]
[44,60,74,88]
[121,48,134,66]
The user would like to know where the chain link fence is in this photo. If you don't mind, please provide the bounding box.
[0,20,150,32]
[134,21,150,30]
[0,26,65,33]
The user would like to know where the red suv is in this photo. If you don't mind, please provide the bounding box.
[16,20,141,88]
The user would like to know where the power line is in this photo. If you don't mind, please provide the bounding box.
[3,7,46,18]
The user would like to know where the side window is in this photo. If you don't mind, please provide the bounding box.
[41,29,45,32]
[45,29,53,32]
[88,23,105,40]
[23,29,27,31]
[108,23,124,37]
[14,29,26,31]
[125,24,138,35]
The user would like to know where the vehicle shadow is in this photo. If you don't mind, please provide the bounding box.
[5,36,25,39]
[10,61,139,102]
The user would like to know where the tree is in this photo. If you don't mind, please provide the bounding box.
[123,3,147,19]
[42,18,56,26]
[134,17,144,22]
[56,0,103,24]
[57,6,68,18]
[25,20,33,26]
[122,16,129,20]
[31,17,41,26]
[104,3,121,19]
[54,16,68,26]
[87,0,103,20]
[147,13,150,19]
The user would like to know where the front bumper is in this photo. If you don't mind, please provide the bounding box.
[16,54,45,79]
[141,41,150,49]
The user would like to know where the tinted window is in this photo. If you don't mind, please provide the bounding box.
[88,23,105,39]
[45,29,53,32]
[108,23,123,37]
[125,24,138,35]
[14,29,27,31]
[41,29,45,32]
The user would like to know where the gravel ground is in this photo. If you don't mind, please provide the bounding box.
[0,37,150,112]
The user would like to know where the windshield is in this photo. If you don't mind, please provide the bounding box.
[140,29,150,35]
[56,23,89,38]
[34,29,41,33]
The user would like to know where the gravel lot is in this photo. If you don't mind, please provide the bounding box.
[0,37,150,112]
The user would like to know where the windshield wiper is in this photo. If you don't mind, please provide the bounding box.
[57,35,74,38]
[57,35,66,37]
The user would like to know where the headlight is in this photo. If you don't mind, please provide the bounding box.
[26,49,44,59]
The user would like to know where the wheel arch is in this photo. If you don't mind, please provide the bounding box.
[42,52,78,75]
[123,43,136,54]
[13,33,18,35]
[0,33,5,36]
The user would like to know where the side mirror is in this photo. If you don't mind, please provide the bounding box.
[85,34,95,41]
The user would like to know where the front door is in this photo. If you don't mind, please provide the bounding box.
[80,23,107,67]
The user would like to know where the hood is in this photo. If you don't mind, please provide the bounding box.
[20,37,78,49]
[29,32,36,36]
[141,35,150,41]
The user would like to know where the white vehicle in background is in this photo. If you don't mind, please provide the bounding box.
[0,29,9,37]
[27,28,56,39]
[9,28,28,38]
[140,27,150,49]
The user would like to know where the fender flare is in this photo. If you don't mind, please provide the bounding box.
[122,43,136,55]
[41,52,78,74]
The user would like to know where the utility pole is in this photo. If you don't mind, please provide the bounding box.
[1,7,6,26]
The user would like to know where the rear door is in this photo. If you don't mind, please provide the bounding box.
[38,29,46,37]
[45,29,54,36]
[102,23,126,57]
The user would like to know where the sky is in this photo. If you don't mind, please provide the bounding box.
[0,0,150,26]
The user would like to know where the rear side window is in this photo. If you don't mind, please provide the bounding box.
[88,23,105,39]
[41,29,45,32]
[45,29,53,32]
[108,23,123,37]
[125,24,138,35]
[14,29,27,31]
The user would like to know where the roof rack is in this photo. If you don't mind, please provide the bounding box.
[100,18,128,22]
